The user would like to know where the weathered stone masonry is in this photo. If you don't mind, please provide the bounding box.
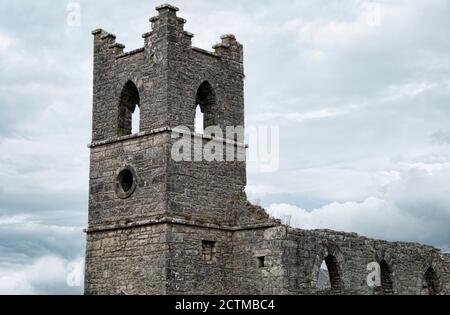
[85,4,450,295]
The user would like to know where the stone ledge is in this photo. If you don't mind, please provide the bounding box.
[287,227,442,251]
[156,3,180,12]
[89,127,170,148]
[116,47,145,60]
[142,31,154,39]
[212,43,230,50]
[100,33,116,40]
[85,217,278,234]
[91,28,103,35]
[192,47,220,58]
[89,127,248,149]
[109,43,125,49]
[221,34,236,40]
[183,31,194,38]
[173,127,248,149]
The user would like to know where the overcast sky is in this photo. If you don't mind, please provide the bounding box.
[1,0,450,294]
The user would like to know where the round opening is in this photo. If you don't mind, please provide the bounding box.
[119,169,134,193]
[116,167,136,199]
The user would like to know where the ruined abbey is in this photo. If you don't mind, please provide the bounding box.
[84,4,450,295]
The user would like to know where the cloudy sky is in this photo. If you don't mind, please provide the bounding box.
[1,0,450,294]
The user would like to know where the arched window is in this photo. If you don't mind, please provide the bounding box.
[195,81,216,134]
[316,255,343,294]
[379,260,394,295]
[118,80,140,136]
[423,267,440,295]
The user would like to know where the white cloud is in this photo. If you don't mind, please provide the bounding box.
[383,82,438,102]
[0,214,32,225]
[0,215,85,294]
[248,166,383,204]
[0,256,83,295]
[267,163,450,247]
[254,109,343,123]
[0,33,12,52]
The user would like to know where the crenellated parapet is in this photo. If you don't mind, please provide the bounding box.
[214,34,244,64]
[92,4,243,66]
[90,3,245,142]
[91,29,125,58]
[143,4,194,47]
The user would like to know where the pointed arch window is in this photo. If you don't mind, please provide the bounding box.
[195,81,217,134]
[118,81,140,136]
[423,267,440,295]
[379,260,394,295]
[316,254,343,295]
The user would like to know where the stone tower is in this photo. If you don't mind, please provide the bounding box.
[84,4,272,295]
[85,4,450,296]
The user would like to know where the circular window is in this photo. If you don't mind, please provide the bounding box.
[115,167,137,199]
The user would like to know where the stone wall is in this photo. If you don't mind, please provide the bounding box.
[84,223,169,295]
[85,220,450,295]
[256,226,450,295]
[164,224,233,295]
[88,131,169,226]
[167,134,247,225]
[232,227,286,295]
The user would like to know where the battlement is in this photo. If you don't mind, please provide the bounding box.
[91,28,126,57]
[156,3,179,12]
[90,3,245,143]
[91,4,242,63]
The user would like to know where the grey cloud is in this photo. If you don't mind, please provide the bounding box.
[431,130,450,145]
[0,217,84,264]
[267,163,450,247]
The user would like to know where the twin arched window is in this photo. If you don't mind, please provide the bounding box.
[318,257,441,295]
[379,262,440,295]
[117,80,217,136]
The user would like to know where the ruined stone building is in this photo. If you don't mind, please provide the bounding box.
[84,4,450,295]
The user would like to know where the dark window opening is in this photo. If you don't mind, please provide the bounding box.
[424,267,440,295]
[257,256,265,268]
[118,80,140,137]
[317,255,343,295]
[380,260,394,295]
[115,167,137,199]
[325,255,343,294]
[195,81,217,134]
[202,241,216,262]
[118,169,134,193]
[119,170,134,193]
